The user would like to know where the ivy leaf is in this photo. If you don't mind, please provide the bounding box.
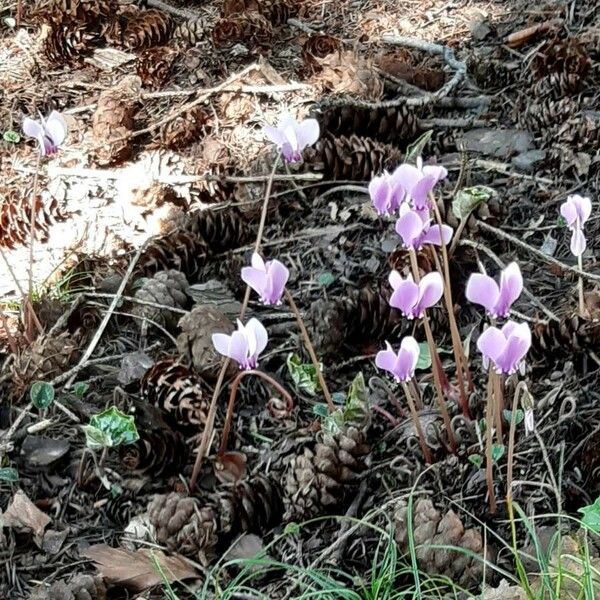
[405,130,433,163]
[83,407,139,450]
[317,272,336,287]
[312,403,329,417]
[30,381,55,409]
[468,454,483,468]
[0,467,19,482]
[452,186,496,220]
[579,497,600,533]
[331,392,346,405]
[491,444,505,463]
[286,353,321,396]
[416,342,432,370]
[3,130,20,143]
[503,409,524,425]
[73,382,89,399]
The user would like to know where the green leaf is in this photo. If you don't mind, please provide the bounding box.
[405,130,433,163]
[331,392,346,405]
[3,130,20,143]
[0,467,19,482]
[30,381,55,409]
[284,522,301,535]
[503,408,524,425]
[579,497,600,533]
[452,186,496,220]
[557,215,567,228]
[286,353,321,396]
[83,406,139,449]
[73,382,89,399]
[415,342,431,370]
[468,454,483,468]
[317,272,335,287]
[491,444,505,463]
[347,372,366,405]
[110,483,123,498]
[312,403,329,417]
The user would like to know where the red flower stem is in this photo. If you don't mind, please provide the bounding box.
[409,250,457,452]
[218,369,293,459]
[492,371,504,441]
[372,404,400,427]
[284,288,335,413]
[485,368,497,514]
[190,154,281,491]
[410,378,423,410]
[401,380,433,464]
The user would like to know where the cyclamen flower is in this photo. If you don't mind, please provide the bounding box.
[376,336,420,382]
[390,157,448,210]
[395,205,453,250]
[212,318,268,370]
[389,270,444,319]
[560,194,592,257]
[369,172,401,216]
[477,320,531,375]
[263,114,319,163]
[241,252,289,305]
[23,110,67,156]
[465,262,523,319]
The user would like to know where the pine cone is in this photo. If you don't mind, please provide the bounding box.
[0,189,66,250]
[39,17,97,62]
[531,314,600,361]
[519,97,579,133]
[306,134,402,181]
[107,8,172,49]
[66,303,102,338]
[223,0,253,15]
[131,270,191,332]
[394,497,484,588]
[30,574,106,600]
[176,304,235,380]
[92,75,141,166]
[180,208,252,253]
[10,331,80,399]
[174,17,209,45]
[531,38,590,82]
[103,490,138,527]
[552,112,600,151]
[316,105,420,145]
[212,12,273,49]
[159,106,210,150]
[141,358,209,433]
[310,287,407,356]
[137,46,177,89]
[531,72,583,99]
[466,53,518,91]
[259,0,294,25]
[136,230,209,280]
[302,34,341,69]
[283,426,371,521]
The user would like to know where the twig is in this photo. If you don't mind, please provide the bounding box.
[86,292,188,315]
[474,159,553,185]
[1,402,34,441]
[476,220,600,283]
[419,117,486,129]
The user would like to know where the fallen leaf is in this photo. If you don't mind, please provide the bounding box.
[81,544,200,592]
[2,490,51,546]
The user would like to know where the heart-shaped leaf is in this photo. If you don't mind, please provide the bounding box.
[491,444,505,463]
[83,407,139,449]
[503,408,524,425]
[286,353,321,396]
[468,454,483,468]
[0,467,19,482]
[416,342,432,370]
[452,185,496,220]
[3,130,20,143]
[30,381,55,409]
[73,382,89,399]
[579,497,600,533]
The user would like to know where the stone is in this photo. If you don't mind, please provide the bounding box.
[512,149,546,172]
[462,128,533,158]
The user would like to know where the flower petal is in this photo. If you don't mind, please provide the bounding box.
[389,277,419,316]
[408,174,436,210]
[477,326,506,366]
[263,124,286,147]
[417,272,444,311]
[395,210,424,248]
[251,252,266,271]
[496,262,522,317]
[45,111,67,146]
[391,164,421,196]
[570,228,586,256]
[388,269,404,291]
[369,175,393,215]
[420,222,453,246]
[396,336,420,380]
[22,117,43,139]
[422,164,448,184]
[496,322,531,373]
[266,259,289,302]
[245,318,268,356]
[560,199,578,227]
[375,344,398,375]
[570,194,592,224]
[212,332,233,359]
[229,330,251,366]
[295,118,320,148]
[241,267,269,299]
[466,273,500,315]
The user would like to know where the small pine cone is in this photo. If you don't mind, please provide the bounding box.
[310,287,406,356]
[174,17,208,45]
[29,574,107,600]
[388,247,435,278]
[212,16,246,48]
[159,106,210,150]
[302,34,341,69]
[108,8,172,49]
[181,208,252,253]
[40,18,97,63]
[531,314,600,361]
[531,38,590,82]
[137,46,177,89]
[223,0,253,15]
[66,304,102,337]
[259,0,295,26]
[283,426,371,521]
[147,492,219,561]
[141,358,209,432]
[394,498,484,588]
[553,112,600,150]
[176,305,235,380]
[316,105,420,145]
[92,75,141,166]
[466,53,518,91]
[519,97,579,133]
[306,134,402,181]
[10,331,80,399]
[531,72,583,99]
[212,12,273,49]
[131,270,191,332]
[103,490,138,527]
[136,231,209,281]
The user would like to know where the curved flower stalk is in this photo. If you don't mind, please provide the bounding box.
[388,270,444,319]
[212,318,268,370]
[395,205,453,250]
[23,111,67,157]
[241,252,289,305]
[466,262,523,319]
[263,114,319,163]
[477,321,531,375]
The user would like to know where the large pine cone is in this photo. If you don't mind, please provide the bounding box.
[531,72,583,99]
[92,75,141,166]
[174,17,209,45]
[531,38,590,82]
[0,189,66,250]
[159,106,210,150]
[306,134,402,181]
[260,0,294,25]
[106,7,172,49]
[137,46,177,89]
[394,497,484,588]
[316,105,420,146]
[310,287,407,356]
[531,314,600,362]
[466,52,518,91]
[131,270,190,332]
[519,97,579,133]
[141,358,208,433]
[302,34,341,69]
[39,17,97,62]
[283,425,371,521]
[29,574,106,600]
[176,304,235,380]
[179,208,252,253]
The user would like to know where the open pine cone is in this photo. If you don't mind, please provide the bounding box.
[531,314,600,361]
[29,574,106,600]
[212,12,273,49]
[137,46,178,89]
[302,34,342,70]
[131,269,191,332]
[159,106,210,150]
[179,208,252,253]
[105,7,172,49]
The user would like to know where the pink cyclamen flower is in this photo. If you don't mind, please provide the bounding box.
[23,110,67,156]
[241,252,289,305]
[465,262,523,319]
[560,194,592,257]
[395,205,453,250]
[388,270,444,319]
[477,320,531,375]
[390,157,448,211]
[376,336,420,382]
[212,318,268,370]
[369,172,402,216]
[263,114,320,163]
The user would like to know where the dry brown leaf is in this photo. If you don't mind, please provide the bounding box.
[2,490,51,546]
[81,544,200,592]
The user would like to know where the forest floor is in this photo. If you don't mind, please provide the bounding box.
[0,0,599,598]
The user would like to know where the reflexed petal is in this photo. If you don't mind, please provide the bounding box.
[496,322,531,373]
[267,259,289,302]
[251,252,266,271]
[388,269,404,291]
[263,124,286,146]
[241,267,268,298]
[422,163,448,183]
[421,222,453,246]
[395,210,424,248]
[282,124,299,153]
[212,333,233,358]
[560,199,578,227]
[391,164,421,195]
[570,228,587,256]
[501,320,520,338]
[246,318,268,356]
[389,277,419,316]
[45,111,67,146]
[22,117,43,139]
[375,343,398,374]
[408,174,436,210]
[396,336,420,380]
[369,176,393,214]
[569,194,592,224]
[295,118,320,148]
[466,273,500,315]
[477,326,506,365]
[496,262,523,316]
[229,330,251,366]
[417,272,444,310]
